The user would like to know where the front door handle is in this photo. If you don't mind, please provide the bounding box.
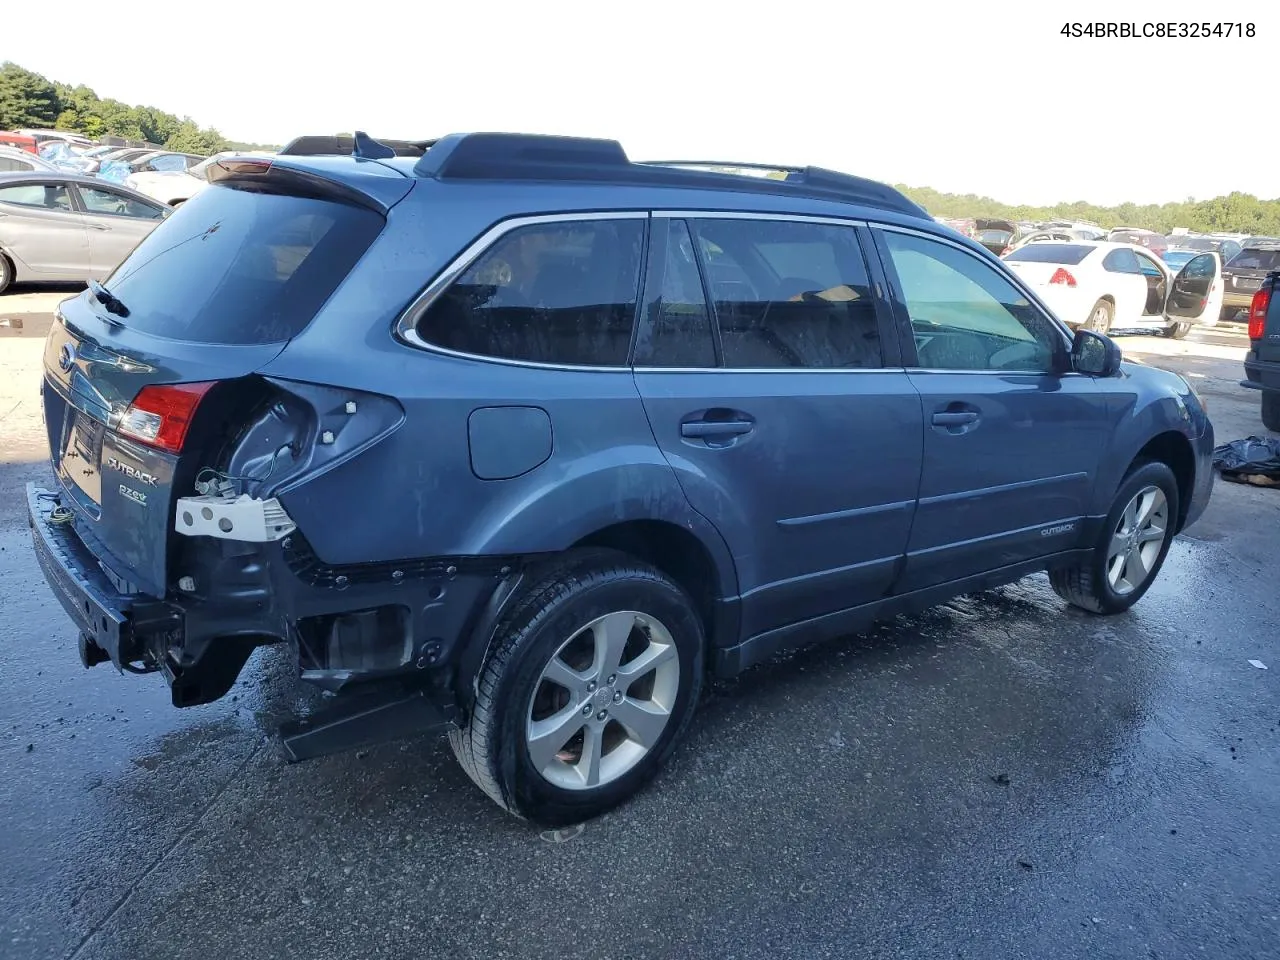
[86,223,109,231]
[931,411,978,426]
[681,420,754,439]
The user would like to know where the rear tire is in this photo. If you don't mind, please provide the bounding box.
[1085,298,1114,334]
[0,253,12,296]
[1049,460,1179,615]
[1263,392,1280,433]
[449,551,705,826]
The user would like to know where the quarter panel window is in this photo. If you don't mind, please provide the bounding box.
[690,218,883,369]
[882,230,1060,373]
[633,219,715,368]
[416,218,645,366]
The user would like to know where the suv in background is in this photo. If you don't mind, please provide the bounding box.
[1222,239,1280,322]
[27,133,1215,824]
[1107,227,1168,257]
[1243,273,1280,430]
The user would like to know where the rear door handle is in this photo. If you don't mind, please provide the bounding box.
[931,411,979,426]
[87,223,109,231]
[681,420,754,439]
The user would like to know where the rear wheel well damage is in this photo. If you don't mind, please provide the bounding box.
[451,521,724,713]
[1132,431,1194,531]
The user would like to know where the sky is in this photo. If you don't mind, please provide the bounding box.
[4,1,1274,207]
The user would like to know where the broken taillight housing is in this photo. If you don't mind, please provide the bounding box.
[1248,286,1270,340]
[117,382,217,453]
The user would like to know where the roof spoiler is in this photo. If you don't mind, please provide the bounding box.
[278,133,437,158]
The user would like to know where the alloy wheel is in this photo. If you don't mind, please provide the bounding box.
[1106,485,1169,595]
[525,611,681,791]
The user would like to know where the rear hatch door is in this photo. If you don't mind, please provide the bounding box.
[42,163,397,597]
[1224,244,1280,300]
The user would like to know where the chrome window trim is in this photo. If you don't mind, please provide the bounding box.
[393,211,649,372]
[635,367,906,375]
[870,220,1080,358]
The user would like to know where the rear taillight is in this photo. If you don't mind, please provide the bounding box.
[1248,287,1270,340]
[117,382,216,453]
[1000,246,1012,256]
[1049,267,1077,287]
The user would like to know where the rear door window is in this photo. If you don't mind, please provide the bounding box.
[688,217,884,369]
[416,217,646,366]
[76,185,165,220]
[1102,248,1143,274]
[102,184,385,344]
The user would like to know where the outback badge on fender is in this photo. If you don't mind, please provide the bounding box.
[106,457,159,486]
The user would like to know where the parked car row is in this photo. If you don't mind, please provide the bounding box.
[0,128,279,292]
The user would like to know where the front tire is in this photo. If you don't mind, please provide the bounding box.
[1165,321,1192,339]
[1086,298,1114,334]
[1050,461,1179,614]
[1262,392,1280,433]
[449,551,705,825]
[0,253,12,296]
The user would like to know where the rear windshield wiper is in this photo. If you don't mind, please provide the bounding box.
[88,280,130,320]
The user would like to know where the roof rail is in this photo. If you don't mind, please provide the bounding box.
[279,134,437,158]
[412,132,928,219]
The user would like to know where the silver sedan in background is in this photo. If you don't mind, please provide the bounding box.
[0,171,171,294]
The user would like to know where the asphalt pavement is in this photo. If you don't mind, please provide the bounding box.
[2,288,1277,960]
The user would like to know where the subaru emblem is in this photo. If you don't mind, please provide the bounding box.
[58,343,76,372]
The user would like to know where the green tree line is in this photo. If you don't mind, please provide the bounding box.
[897,184,1280,237]
[0,62,278,155]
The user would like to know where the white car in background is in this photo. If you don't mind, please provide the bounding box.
[125,150,274,206]
[1003,240,1222,339]
[1007,227,1099,252]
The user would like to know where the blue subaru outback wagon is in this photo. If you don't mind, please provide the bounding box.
[28,132,1215,824]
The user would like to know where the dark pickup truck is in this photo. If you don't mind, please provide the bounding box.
[1242,270,1280,431]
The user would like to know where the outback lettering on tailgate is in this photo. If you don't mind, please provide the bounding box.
[106,457,159,486]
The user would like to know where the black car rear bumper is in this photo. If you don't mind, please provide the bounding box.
[1242,355,1280,394]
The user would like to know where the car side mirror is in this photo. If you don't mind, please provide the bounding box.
[1071,329,1122,377]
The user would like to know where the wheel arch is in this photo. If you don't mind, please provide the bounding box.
[453,517,739,713]
[1129,430,1195,532]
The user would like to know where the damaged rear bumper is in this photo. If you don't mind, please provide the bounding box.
[28,483,179,670]
[27,482,515,737]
